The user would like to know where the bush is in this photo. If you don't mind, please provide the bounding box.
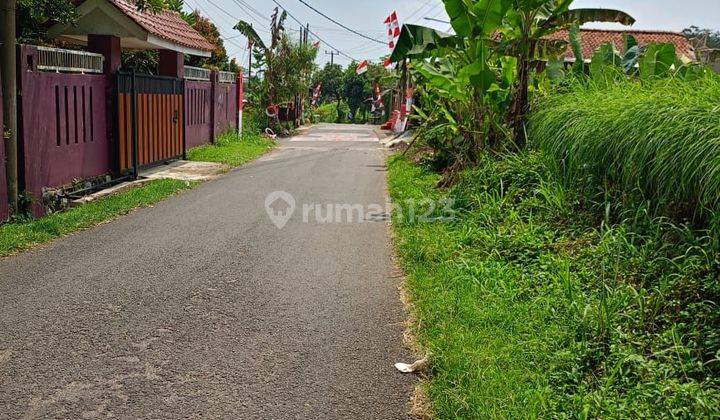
[314,101,349,123]
[531,75,720,218]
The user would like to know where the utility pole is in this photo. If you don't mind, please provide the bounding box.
[325,50,339,66]
[0,0,18,213]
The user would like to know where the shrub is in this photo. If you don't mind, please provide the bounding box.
[531,75,720,218]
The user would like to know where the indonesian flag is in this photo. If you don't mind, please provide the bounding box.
[311,82,322,108]
[356,60,368,75]
[384,11,400,49]
[312,40,321,48]
[373,83,384,111]
[384,57,393,70]
[405,86,414,115]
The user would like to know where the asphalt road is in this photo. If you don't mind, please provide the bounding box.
[0,124,415,418]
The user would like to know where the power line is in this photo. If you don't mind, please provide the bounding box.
[186,0,256,61]
[270,0,359,61]
[294,0,385,45]
[404,0,436,22]
[231,0,271,23]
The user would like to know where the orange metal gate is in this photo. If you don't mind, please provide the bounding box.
[117,72,184,174]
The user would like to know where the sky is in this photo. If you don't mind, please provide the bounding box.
[181,0,720,68]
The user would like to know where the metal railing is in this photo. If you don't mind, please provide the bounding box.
[218,71,236,84]
[184,66,211,81]
[36,46,104,74]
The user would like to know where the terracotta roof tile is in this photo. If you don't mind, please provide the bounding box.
[547,29,696,62]
[110,0,215,52]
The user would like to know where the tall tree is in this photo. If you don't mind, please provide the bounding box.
[312,62,344,120]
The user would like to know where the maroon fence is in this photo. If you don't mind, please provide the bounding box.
[0,68,8,221]
[185,80,212,149]
[11,45,240,218]
[214,81,238,138]
[185,74,238,149]
[19,45,112,216]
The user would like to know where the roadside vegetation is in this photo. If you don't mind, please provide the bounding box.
[387,0,720,417]
[186,122,275,167]
[533,76,720,216]
[0,179,193,257]
[390,150,720,417]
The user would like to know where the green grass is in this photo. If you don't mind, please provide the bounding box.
[531,75,720,217]
[186,130,276,167]
[388,152,720,418]
[0,179,193,257]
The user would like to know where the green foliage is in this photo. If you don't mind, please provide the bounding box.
[16,0,77,42]
[235,17,316,117]
[388,151,720,418]
[395,0,635,169]
[312,62,344,103]
[121,50,159,74]
[313,102,348,123]
[639,43,678,79]
[0,180,193,257]
[531,75,720,217]
[389,24,459,63]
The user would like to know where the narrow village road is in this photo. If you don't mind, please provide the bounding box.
[0,124,415,418]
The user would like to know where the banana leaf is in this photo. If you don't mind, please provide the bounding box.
[389,24,461,63]
[444,0,474,37]
[234,20,267,51]
[542,8,635,30]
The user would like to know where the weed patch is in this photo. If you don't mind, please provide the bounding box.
[187,130,275,167]
[388,152,720,417]
[0,179,193,257]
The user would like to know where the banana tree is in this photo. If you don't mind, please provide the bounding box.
[234,9,288,106]
[494,1,635,145]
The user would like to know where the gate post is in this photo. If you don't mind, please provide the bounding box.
[210,70,218,144]
[237,72,244,137]
[130,70,139,179]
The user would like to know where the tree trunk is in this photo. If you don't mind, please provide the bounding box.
[509,56,530,149]
[0,0,18,213]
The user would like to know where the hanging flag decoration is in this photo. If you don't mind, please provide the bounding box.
[312,40,321,48]
[405,86,414,115]
[372,83,385,112]
[356,60,369,75]
[311,82,322,108]
[383,58,393,70]
[385,11,401,49]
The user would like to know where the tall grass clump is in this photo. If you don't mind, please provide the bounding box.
[531,75,720,217]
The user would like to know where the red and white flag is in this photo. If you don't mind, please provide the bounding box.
[311,82,322,108]
[384,11,400,49]
[372,83,384,112]
[312,40,321,48]
[356,60,368,75]
[384,57,393,70]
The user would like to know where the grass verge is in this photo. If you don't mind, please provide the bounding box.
[388,153,720,418]
[0,179,193,257]
[186,130,276,167]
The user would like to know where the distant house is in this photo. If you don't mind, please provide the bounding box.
[546,29,696,63]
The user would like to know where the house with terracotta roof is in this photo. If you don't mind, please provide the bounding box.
[546,29,696,63]
[48,0,215,76]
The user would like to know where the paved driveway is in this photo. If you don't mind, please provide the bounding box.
[0,124,415,418]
